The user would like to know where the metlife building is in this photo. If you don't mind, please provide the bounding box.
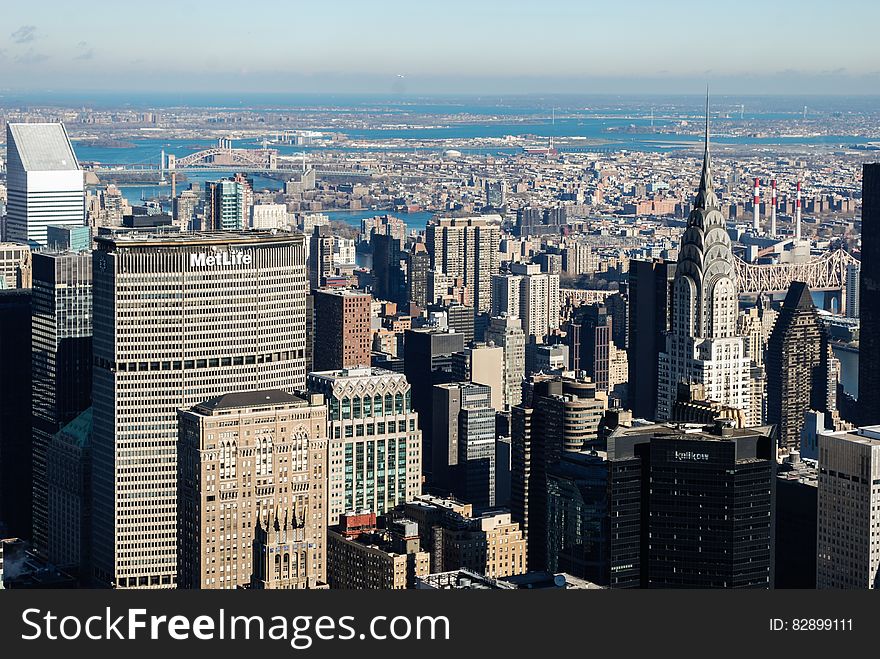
[605,421,777,589]
[91,231,307,589]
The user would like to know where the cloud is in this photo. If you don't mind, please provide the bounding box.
[11,25,37,44]
[14,49,49,64]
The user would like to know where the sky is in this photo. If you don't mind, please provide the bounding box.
[1,0,878,96]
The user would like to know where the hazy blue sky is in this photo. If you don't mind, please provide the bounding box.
[1,0,878,95]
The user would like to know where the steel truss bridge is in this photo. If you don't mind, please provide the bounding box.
[88,146,374,177]
[734,248,859,296]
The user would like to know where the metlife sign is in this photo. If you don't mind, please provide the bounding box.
[189,250,253,268]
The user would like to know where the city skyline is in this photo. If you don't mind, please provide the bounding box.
[1,0,880,95]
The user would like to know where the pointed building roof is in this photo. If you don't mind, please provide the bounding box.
[783,281,814,310]
[693,90,719,211]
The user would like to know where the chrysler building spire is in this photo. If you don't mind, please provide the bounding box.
[694,89,718,210]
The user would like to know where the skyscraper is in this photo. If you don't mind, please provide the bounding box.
[656,104,751,421]
[545,448,642,588]
[372,233,405,304]
[766,281,825,451]
[485,314,526,410]
[859,164,880,425]
[431,382,496,509]
[177,390,328,589]
[817,426,880,589]
[627,259,675,420]
[5,123,85,247]
[205,177,250,231]
[46,407,92,580]
[609,422,776,589]
[512,375,606,570]
[406,244,430,308]
[306,367,422,524]
[426,215,501,313]
[312,289,372,372]
[308,225,334,290]
[0,289,32,539]
[403,328,465,477]
[491,262,560,343]
[91,231,307,588]
[31,251,93,557]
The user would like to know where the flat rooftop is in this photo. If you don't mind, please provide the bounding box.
[95,230,303,248]
[193,390,308,413]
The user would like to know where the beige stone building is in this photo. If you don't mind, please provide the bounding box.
[326,511,429,589]
[177,390,328,590]
[0,242,32,289]
[393,495,527,579]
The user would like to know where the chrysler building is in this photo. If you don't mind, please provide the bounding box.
[656,98,751,421]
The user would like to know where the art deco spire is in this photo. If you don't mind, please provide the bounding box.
[694,89,719,210]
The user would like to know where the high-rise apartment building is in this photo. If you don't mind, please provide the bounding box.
[5,123,85,246]
[656,114,751,421]
[512,375,606,570]
[860,164,880,425]
[313,289,372,372]
[177,390,328,590]
[31,251,93,557]
[406,245,430,308]
[485,314,526,410]
[817,426,880,588]
[172,188,199,230]
[426,215,501,313]
[306,367,422,524]
[92,231,307,588]
[627,259,675,420]
[491,262,560,342]
[766,282,825,451]
[205,177,251,231]
[451,342,504,411]
[845,262,860,319]
[308,225,334,290]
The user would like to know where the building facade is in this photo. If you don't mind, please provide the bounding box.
[627,259,675,420]
[0,242,32,289]
[766,281,825,451]
[656,115,751,421]
[426,215,501,313]
[91,231,307,588]
[177,390,327,590]
[5,123,85,246]
[860,164,880,426]
[312,289,372,372]
[307,367,422,525]
[817,427,880,589]
[31,250,93,557]
[485,314,526,410]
